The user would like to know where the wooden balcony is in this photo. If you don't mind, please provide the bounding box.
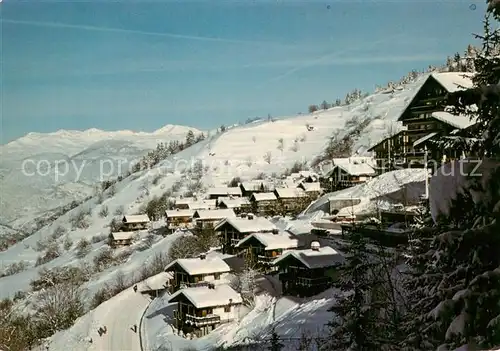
[257,255,277,265]
[280,273,331,287]
[185,313,221,327]
[179,281,210,289]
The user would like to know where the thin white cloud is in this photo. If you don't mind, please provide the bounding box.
[259,31,412,86]
[1,18,292,47]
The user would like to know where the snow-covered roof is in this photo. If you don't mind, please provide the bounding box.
[168,285,242,309]
[299,182,321,192]
[333,163,376,176]
[122,214,150,223]
[413,132,439,147]
[240,181,263,191]
[236,232,299,251]
[164,256,231,275]
[273,246,344,269]
[431,72,474,93]
[175,197,196,205]
[187,200,217,210]
[274,188,307,199]
[111,231,135,240]
[214,216,276,233]
[250,192,277,201]
[207,187,242,196]
[165,209,195,218]
[217,197,251,208]
[289,172,302,179]
[431,111,477,130]
[193,209,236,220]
[299,170,317,178]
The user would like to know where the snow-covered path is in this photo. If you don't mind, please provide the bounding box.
[90,286,151,351]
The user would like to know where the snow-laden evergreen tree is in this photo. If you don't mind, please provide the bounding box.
[402,5,500,349]
[268,327,284,351]
[439,4,500,158]
[326,226,403,350]
[185,130,195,147]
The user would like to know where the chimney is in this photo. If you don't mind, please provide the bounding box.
[240,213,247,218]
[247,213,254,220]
[199,253,206,260]
[272,228,279,235]
[310,241,320,251]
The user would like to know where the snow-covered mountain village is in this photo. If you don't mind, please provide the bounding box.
[1,2,499,351]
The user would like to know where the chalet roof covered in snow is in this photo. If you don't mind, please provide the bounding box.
[193,209,236,220]
[214,215,277,233]
[207,187,242,197]
[240,181,263,191]
[168,284,242,309]
[164,256,231,275]
[111,231,135,240]
[431,72,474,93]
[187,200,217,210]
[413,132,439,147]
[250,192,277,202]
[332,163,376,176]
[273,245,345,269]
[235,232,299,250]
[274,187,307,199]
[299,182,322,192]
[122,214,150,223]
[217,197,251,208]
[175,197,196,205]
[431,111,477,130]
[165,209,195,218]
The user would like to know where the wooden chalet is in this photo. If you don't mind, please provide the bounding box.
[325,163,376,190]
[273,187,309,214]
[214,214,278,254]
[249,192,278,216]
[192,209,236,230]
[239,181,269,197]
[367,129,408,173]
[174,197,197,210]
[121,214,150,231]
[273,242,345,297]
[164,255,231,293]
[396,72,474,167]
[206,187,242,200]
[235,231,299,271]
[169,285,243,337]
[216,196,252,214]
[110,231,135,247]
[297,181,322,198]
[174,198,216,210]
[165,209,195,232]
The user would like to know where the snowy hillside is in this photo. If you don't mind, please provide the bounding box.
[0,125,202,228]
[0,73,441,351]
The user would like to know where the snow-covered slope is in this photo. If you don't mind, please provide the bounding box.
[1,73,439,350]
[0,125,202,228]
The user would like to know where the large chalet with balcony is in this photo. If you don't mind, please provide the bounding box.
[206,187,242,200]
[325,162,376,190]
[121,215,150,231]
[235,231,299,272]
[214,213,277,254]
[273,242,345,297]
[192,209,236,231]
[169,284,243,337]
[164,255,231,293]
[165,209,195,232]
[368,72,476,171]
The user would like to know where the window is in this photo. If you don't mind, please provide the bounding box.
[214,273,221,280]
[224,305,231,312]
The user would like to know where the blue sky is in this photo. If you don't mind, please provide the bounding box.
[0,0,487,143]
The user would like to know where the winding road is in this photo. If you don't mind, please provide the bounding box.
[90,286,152,351]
